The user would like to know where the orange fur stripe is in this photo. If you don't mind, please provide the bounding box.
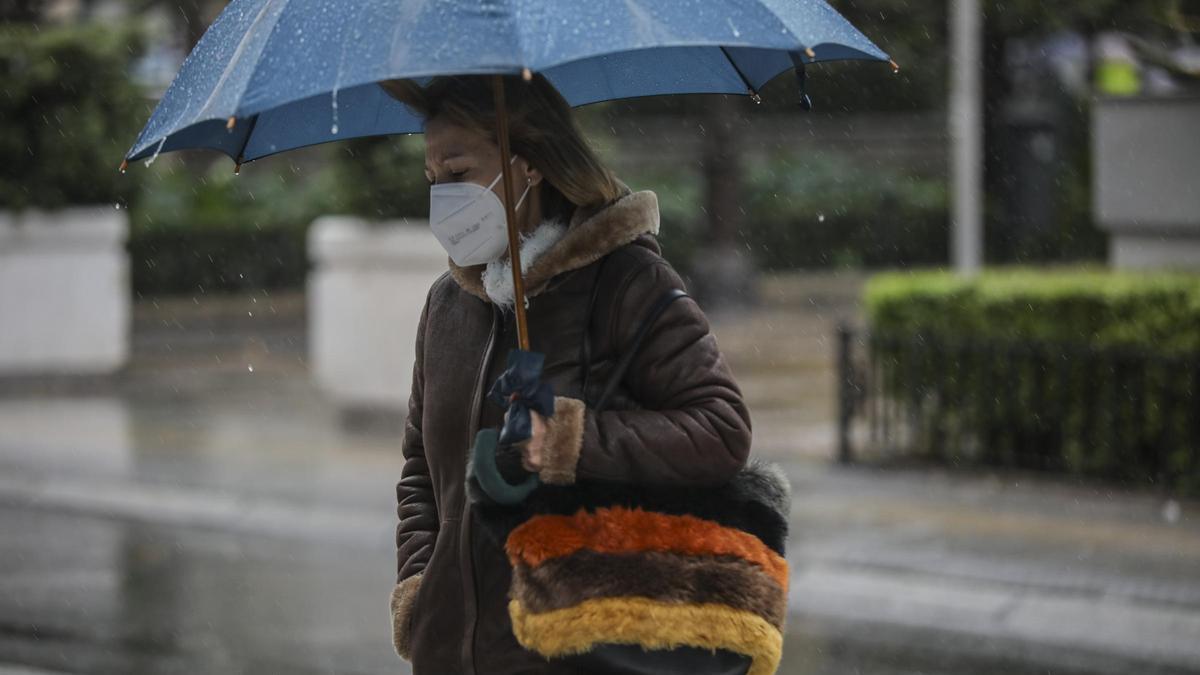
[505,507,789,590]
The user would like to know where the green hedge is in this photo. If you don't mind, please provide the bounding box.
[866,269,1200,353]
[618,151,948,273]
[742,153,947,270]
[129,227,308,296]
[126,133,429,295]
[129,162,332,295]
[864,268,1200,492]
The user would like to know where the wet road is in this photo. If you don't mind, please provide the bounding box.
[2,281,1199,675]
[5,469,1197,675]
[0,508,392,675]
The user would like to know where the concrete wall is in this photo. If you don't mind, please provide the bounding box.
[1093,96,1200,269]
[307,217,445,413]
[0,207,130,375]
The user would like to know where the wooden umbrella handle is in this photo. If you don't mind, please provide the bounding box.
[492,74,531,351]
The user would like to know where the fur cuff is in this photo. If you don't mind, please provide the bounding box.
[390,573,423,661]
[539,396,586,485]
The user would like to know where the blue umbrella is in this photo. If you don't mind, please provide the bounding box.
[122,0,890,167]
[122,0,891,507]
[122,0,891,337]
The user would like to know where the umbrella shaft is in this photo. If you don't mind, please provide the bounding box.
[492,75,531,351]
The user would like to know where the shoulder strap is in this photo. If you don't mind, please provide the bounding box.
[578,258,690,412]
[578,254,612,402]
[593,287,689,412]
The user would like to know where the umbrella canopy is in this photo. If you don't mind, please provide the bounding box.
[123,0,889,165]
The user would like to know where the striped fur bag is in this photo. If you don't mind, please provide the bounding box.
[470,460,791,675]
[468,284,791,675]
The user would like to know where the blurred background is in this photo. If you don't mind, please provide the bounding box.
[2,0,1199,673]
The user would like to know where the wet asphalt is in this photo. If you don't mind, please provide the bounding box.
[1,281,1198,675]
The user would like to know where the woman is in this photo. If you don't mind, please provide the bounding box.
[384,74,753,674]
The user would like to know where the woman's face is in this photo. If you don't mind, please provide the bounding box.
[423,117,542,210]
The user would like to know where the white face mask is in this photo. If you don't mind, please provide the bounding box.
[428,154,531,266]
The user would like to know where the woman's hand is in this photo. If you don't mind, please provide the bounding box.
[506,409,546,473]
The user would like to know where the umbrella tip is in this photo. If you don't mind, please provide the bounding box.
[234,160,242,175]
[227,116,237,131]
[118,159,128,174]
[804,47,816,58]
[521,67,533,81]
[889,59,900,73]
[749,91,762,104]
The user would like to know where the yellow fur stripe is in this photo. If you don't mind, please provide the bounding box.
[509,597,783,675]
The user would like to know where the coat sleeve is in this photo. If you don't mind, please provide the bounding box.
[391,291,438,660]
[538,259,752,487]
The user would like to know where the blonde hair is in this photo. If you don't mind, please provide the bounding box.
[379,75,624,224]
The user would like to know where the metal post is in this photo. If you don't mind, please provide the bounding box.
[837,323,854,464]
[950,0,984,275]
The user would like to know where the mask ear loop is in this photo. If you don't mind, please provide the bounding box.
[512,154,534,212]
[514,176,532,211]
[490,154,532,212]
[486,154,522,191]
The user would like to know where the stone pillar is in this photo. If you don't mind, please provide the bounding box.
[1093,96,1200,269]
[0,206,130,375]
[307,216,445,416]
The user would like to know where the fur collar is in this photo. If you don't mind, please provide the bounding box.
[448,188,661,303]
[482,219,569,309]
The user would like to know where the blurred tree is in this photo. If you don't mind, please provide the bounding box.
[819,0,950,112]
[325,134,428,220]
[123,0,214,49]
[691,95,757,309]
[0,0,40,22]
[978,0,1180,263]
[822,0,1179,110]
[825,0,1182,264]
[120,0,223,177]
[0,22,145,210]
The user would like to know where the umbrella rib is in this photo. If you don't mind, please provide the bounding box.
[719,46,760,101]
[192,0,286,125]
[233,114,260,171]
[506,0,529,74]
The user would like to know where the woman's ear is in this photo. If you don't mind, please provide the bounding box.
[520,156,543,187]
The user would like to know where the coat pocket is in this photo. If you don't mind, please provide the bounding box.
[405,518,465,670]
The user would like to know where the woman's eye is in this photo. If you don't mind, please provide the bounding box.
[428,169,468,185]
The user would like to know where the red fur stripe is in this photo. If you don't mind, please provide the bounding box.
[505,506,789,590]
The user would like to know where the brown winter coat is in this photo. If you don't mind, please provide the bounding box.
[390,187,753,674]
